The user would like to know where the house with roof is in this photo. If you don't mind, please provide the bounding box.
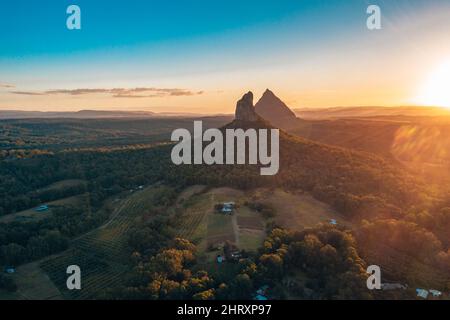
[416,288,429,299]
[429,289,442,297]
[254,285,270,300]
[221,202,235,214]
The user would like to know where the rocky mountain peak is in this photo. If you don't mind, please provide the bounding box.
[251,89,300,129]
[255,89,297,120]
[235,91,259,121]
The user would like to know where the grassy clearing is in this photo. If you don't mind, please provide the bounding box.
[0,194,88,224]
[0,290,22,300]
[234,205,265,252]
[239,229,265,252]
[35,179,86,194]
[176,188,243,248]
[176,185,206,205]
[176,187,266,264]
[252,188,345,231]
[1,260,63,300]
[179,186,341,257]
[206,213,235,247]
[236,206,264,230]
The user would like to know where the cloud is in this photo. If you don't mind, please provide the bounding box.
[0,82,15,89]
[10,87,204,98]
[10,91,44,95]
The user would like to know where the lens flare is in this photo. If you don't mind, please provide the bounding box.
[417,60,450,108]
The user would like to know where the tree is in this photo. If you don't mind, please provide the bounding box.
[193,288,215,300]
[0,243,26,265]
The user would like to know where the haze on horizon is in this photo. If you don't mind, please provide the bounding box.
[1,0,450,114]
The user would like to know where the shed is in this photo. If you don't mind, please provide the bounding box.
[429,289,442,297]
[4,267,16,274]
[416,288,429,299]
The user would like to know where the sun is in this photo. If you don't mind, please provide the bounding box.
[417,60,450,108]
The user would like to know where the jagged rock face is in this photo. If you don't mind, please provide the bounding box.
[235,91,259,121]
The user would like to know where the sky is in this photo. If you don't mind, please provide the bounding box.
[1,0,450,113]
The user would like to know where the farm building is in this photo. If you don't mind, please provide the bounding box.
[221,202,235,214]
[35,205,49,212]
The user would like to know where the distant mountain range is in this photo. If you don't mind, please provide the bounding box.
[3,104,449,121]
[294,106,450,119]
[0,109,219,119]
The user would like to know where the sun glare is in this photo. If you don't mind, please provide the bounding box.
[417,60,450,108]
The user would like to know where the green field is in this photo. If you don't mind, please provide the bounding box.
[175,187,266,261]
[35,179,86,193]
[175,186,339,257]
[0,261,63,300]
[251,188,345,231]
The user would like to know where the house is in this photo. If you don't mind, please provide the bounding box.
[416,288,429,299]
[429,289,442,297]
[230,251,242,260]
[256,285,269,296]
[254,285,270,300]
[35,205,49,212]
[221,202,235,214]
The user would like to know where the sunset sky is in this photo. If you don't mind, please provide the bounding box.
[1,0,450,113]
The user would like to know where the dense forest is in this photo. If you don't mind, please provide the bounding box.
[0,117,449,298]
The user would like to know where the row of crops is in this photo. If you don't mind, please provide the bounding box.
[39,187,166,299]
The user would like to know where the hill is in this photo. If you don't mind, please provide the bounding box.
[170,91,426,220]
